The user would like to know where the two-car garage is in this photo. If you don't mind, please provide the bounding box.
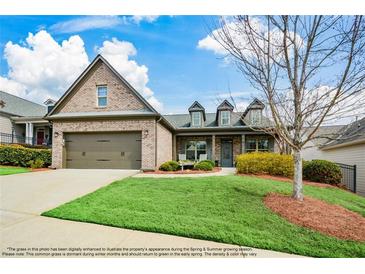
[64,132,142,169]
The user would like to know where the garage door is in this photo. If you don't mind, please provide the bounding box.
[64,132,141,169]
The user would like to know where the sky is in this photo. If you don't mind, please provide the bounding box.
[0,15,255,114]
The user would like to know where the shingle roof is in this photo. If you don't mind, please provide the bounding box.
[163,112,273,128]
[321,117,365,148]
[304,125,345,146]
[0,91,47,117]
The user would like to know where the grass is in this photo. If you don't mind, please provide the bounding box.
[42,175,365,258]
[0,165,30,175]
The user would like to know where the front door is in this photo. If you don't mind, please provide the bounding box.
[36,130,44,145]
[221,139,233,167]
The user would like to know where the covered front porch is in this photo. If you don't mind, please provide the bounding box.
[11,118,52,147]
[173,133,276,167]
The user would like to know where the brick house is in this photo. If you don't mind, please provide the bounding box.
[1,54,278,170]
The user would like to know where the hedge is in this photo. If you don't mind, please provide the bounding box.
[194,161,213,171]
[159,160,180,171]
[236,152,294,177]
[198,160,215,168]
[0,144,51,168]
[303,159,342,185]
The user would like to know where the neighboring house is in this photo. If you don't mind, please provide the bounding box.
[303,118,365,196]
[1,54,278,170]
[0,91,53,146]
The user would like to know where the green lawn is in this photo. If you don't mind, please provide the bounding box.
[42,175,365,258]
[0,166,30,175]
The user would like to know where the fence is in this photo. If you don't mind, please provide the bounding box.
[0,132,34,145]
[336,162,357,193]
[0,132,51,147]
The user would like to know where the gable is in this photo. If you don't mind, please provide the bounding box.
[217,100,234,111]
[49,55,157,115]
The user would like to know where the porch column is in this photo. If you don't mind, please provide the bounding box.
[172,134,177,160]
[212,135,216,161]
[26,122,33,145]
[241,134,245,154]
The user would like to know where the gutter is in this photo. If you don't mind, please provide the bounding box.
[320,138,365,150]
[45,113,159,120]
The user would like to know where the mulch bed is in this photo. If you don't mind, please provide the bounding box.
[240,173,338,189]
[143,167,222,174]
[31,168,51,172]
[264,193,365,242]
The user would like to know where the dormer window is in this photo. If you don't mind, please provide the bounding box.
[97,86,108,107]
[221,111,230,126]
[188,101,206,127]
[251,109,262,124]
[192,112,202,127]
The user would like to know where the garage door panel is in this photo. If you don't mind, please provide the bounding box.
[64,132,141,169]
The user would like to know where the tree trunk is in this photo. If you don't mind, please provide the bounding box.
[292,149,304,201]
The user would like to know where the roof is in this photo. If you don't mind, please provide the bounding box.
[47,110,158,120]
[242,98,265,117]
[217,99,234,111]
[47,54,158,117]
[304,125,345,146]
[321,117,365,149]
[163,112,273,129]
[0,90,47,117]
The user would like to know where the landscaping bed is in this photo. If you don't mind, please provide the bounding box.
[265,193,365,242]
[43,175,365,257]
[144,167,221,174]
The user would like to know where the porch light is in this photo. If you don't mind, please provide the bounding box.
[54,131,60,137]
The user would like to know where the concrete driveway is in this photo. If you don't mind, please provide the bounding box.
[0,169,139,214]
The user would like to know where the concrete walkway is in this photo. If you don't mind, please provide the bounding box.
[0,168,303,258]
[133,167,236,178]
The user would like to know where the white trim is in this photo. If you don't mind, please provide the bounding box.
[220,110,230,126]
[96,85,108,108]
[321,138,365,150]
[191,112,202,127]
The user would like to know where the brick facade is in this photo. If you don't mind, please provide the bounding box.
[214,135,241,164]
[55,60,147,114]
[156,123,173,167]
[176,135,241,165]
[52,119,156,170]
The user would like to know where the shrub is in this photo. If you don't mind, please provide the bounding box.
[159,160,179,171]
[28,159,45,169]
[0,145,51,168]
[199,159,215,168]
[303,159,342,185]
[236,152,294,177]
[194,161,213,171]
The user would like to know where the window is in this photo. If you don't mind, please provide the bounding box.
[245,136,270,152]
[185,140,207,161]
[220,111,230,126]
[250,109,262,124]
[191,112,201,127]
[97,86,108,107]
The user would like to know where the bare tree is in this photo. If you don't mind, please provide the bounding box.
[211,16,365,200]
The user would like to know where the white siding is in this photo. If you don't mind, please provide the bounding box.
[0,114,13,134]
[321,144,365,196]
[302,140,326,160]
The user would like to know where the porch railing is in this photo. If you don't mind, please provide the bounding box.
[0,132,51,147]
[336,162,357,193]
